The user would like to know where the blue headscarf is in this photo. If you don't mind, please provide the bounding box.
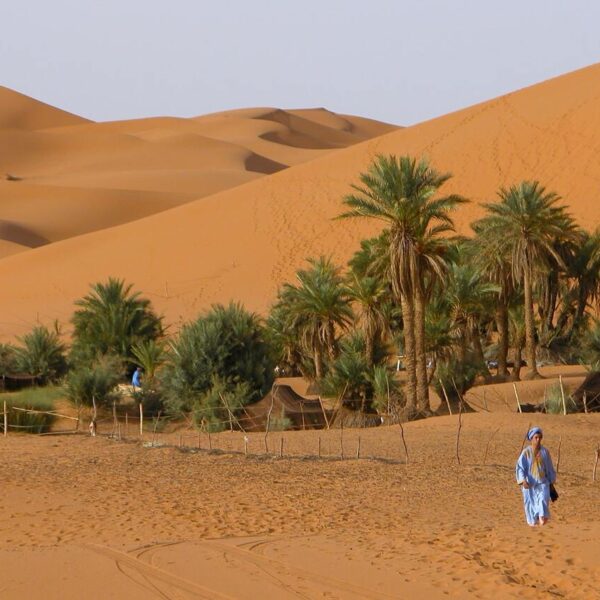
[527,426,543,440]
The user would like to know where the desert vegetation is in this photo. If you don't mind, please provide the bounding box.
[3,154,600,432]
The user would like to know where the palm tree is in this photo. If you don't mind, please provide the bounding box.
[339,155,466,416]
[444,256,499,368]
[475,181,578,378]
[276,257,353,379]
[471,223,515,378]
[345,272,389,367]
[71,278,163,369]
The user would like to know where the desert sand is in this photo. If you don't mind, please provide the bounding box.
[2,400,600,599]
[2,65,600,340]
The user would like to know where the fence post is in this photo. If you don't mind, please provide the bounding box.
[3,400,7,437]
[139,402,143,438]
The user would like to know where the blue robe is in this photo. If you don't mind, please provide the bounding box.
[515,446,556,525]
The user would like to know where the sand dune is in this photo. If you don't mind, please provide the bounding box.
[0,93,395,263]
[1,64,600,340]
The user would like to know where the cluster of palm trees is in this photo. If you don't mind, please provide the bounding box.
[268,154,600,419]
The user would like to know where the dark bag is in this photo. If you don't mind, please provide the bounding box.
[550,483,559,502]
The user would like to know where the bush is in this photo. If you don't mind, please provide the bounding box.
[190,377,253,433]
[2,387,62,433]
[14,325,67,383]
[545,383,576,414]
[64,355,123,408]
[163,302,274,414]
[70,278,163,372]
[434,356,480,402]
[0,343,18,377]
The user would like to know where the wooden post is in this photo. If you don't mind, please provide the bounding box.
[3,400,7,437]
[125,413,129,436]
[139,402,144,438]
[112,400,117,437]
[559,375,567,415]
[455,394,463,465]
[356,436,361,459]
[513,383,522,413]
[318,396,330,429]
[398,421,409,464]
[279,437,284,458]
[483,427,500,466]
[318,436,321,458]
[340,421,344,459]
[593,445,600,482]
[244,435,248,456]
[440,381,452,415]
[197,431,201,449]
[583,391,588,414]
[482,389,488,412]
[264,384,275,454]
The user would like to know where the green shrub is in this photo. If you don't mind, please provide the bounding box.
[64,355,123,408]
[14,325,67,383]
[545,383,576,414]
[2,387,62,433]
[163,302,274,414]
[190,377,253,433]
[0,343,18,377]
[434,356,479,402]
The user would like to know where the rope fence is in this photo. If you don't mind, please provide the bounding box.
[2,399,600,480]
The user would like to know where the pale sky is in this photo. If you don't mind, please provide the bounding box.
[2,1,600,126]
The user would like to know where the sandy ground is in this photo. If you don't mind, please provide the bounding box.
[1,408,599,599]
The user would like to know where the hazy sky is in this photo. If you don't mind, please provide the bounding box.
[2,1,600,126]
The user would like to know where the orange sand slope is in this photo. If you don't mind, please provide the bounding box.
[2,64,600,339]
[0,87,396,258]
[1,412,599,599]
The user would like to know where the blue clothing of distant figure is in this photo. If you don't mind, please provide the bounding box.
[515,446,556,526]
[132,369,141,388]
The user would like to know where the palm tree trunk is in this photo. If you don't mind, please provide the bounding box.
[400,294,417,418]
[413,287,430,414]
[314,345,324,380]
[523,265,541,379]
[495,303,509,377]
[470,323,487,370]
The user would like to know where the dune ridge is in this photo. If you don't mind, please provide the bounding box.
[0,90,396,258]
[2,65,600,340]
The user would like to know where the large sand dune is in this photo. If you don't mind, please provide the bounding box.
[0,92,395,263]
[2,65,600,339]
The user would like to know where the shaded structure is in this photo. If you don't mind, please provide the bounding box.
[244,384,330,431]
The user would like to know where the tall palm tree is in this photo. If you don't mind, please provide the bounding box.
[339,155,466,416]
[71,278,163,368]
[470,226,515,377]
[345,272,389,367]
[475,181,578,378]
[444,256,499,368]
[276,257,353,379]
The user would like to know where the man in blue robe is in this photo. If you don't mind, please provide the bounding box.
[516,426,557,526]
